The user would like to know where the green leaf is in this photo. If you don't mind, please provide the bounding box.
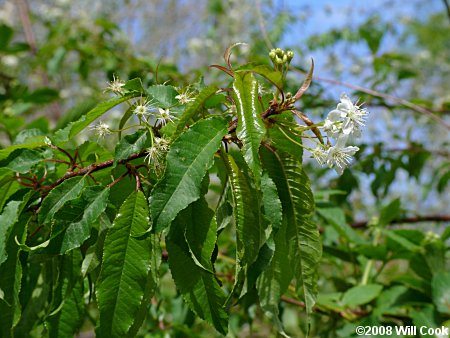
[0,149,45,174]
[114,129,149,166]
[167,197,228,335]
[0,214,30,338]
[173,85,218,138]
[432,272,450,314]
[147,84,178,109]
[379,198,401,226]
[261,172,282,232]
[0,171,21,212]
[0,139,47,162]
[0,201,22,266]
[222,151,268,265]
[257,221,293,335]
[260,147,321,318]
[48,187,110,254]
[341,284,383,307]
[0,192,31,266]
[47,280,84,338]
[316,204,366,244]
[118,105,135,139]
[232,72,265,185]
[46,251,84,338]
[149,117,227,232]
[96,191,154,338]
[24,88,59,104]
[235,64,283,90]
[123,78,145,93]
[38,177,86,225]
[53,93,138,144]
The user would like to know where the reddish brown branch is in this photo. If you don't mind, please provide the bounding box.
[351,215,450,228]
[46,151,147,193]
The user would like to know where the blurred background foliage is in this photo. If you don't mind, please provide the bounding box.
[0,0,449,336]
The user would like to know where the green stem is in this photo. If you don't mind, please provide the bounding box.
[361,228,381,285]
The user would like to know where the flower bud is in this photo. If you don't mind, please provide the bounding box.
[286,50,294,62]
[269,50,276,60]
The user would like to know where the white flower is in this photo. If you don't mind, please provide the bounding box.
[104,75,125,95]
[90,121,111,138]
[133,99,154,118]
[44,136,53,146]
[156,108,175,126]
[175,86,196,104]
[323,109,344,138]
[310,145,327,166]
[145,137,170,175]
[325,135,359,175]
[331,93,368,137]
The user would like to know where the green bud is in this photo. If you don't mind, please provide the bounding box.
[269,50,276,60]
[286,50,294,61]
[275,56,284,65]
[282,54,288,63]
[275,48,283,57]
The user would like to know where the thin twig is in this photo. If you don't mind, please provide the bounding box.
[46,151,147,193]
[293,67,450,130]
[351,215,450,228]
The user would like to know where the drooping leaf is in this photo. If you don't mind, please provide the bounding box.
[0,192,31,266]
[47,280,84,338]
[46,251,84,338]
[260,147,321,319]
[232,72,265,185]
[96,191,154,338]
[117,104,135,139]
[0,171,21,212]
[149,117,227,232]
[47,187,110,254]
[294,59,314,101]
[222,151,268,265]
[257,220,293,336]
[261,172,282,232]
[223,42,247,70]
[38,177,86,225]
[167,197,228,335]
[173,85,218,138]
[0,214,30,338]
[114,129,149,166]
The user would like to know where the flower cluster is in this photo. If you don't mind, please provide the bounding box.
[311,93,368,175]
[90,121,111,138]
[131,97,176,126]
[145,137,170,175]
[104,75,125,95]
[269,48,294,69]
[323,93,368,138]
[175,86,196,104]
